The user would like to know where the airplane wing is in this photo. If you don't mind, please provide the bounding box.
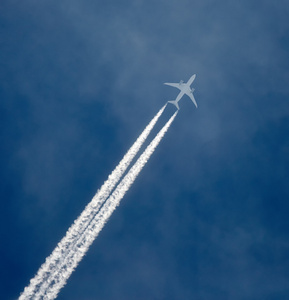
[164,82,182,90]
[186,91,198,108]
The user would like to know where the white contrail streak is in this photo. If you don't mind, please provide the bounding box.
[41,110,178,300]
[19,105,166,300]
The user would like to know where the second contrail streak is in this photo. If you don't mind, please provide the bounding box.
[42,110,178,299]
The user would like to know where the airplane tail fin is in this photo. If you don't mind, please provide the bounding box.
[168,100,179,110]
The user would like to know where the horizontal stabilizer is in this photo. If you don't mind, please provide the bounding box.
[168,100,179,110]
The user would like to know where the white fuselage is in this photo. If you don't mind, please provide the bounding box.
[175,84,191,103]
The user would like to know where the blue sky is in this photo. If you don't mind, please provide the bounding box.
[1,1,289,299]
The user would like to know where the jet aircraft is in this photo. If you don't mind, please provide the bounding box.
[164,74,197,110]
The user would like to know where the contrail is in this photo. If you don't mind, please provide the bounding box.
[39,110,178,300]
[19,105,166,300]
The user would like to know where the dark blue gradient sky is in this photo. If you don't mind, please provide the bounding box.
[1,1,289,299]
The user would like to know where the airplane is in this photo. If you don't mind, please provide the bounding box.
[164,74,197,110]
